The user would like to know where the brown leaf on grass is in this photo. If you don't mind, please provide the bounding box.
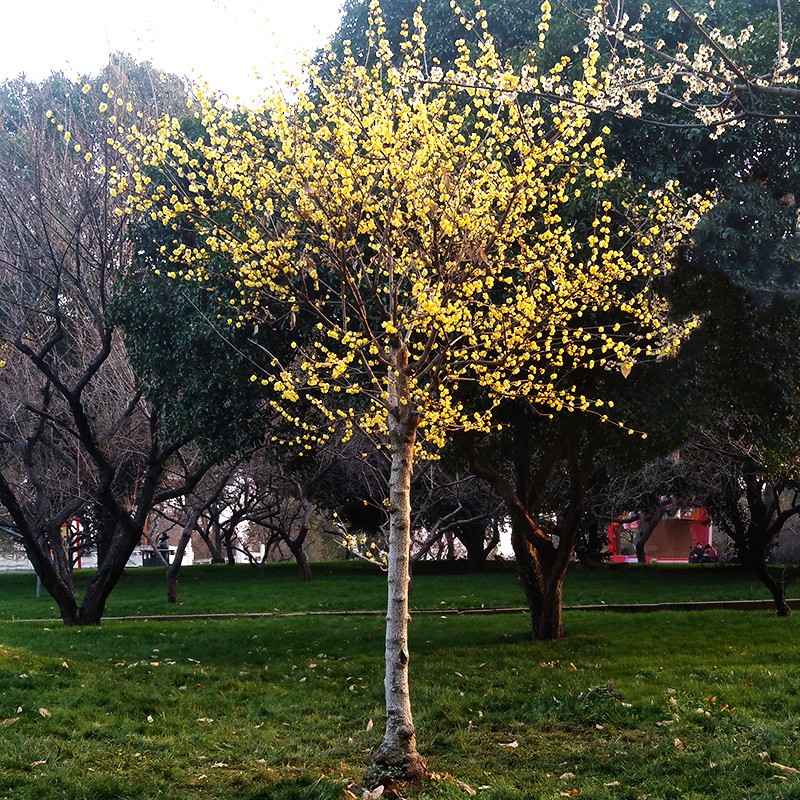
[211,762,228,768]
[673,738,684,750]
[499,741,519,748]
[560,772,576,780]
[38,708,51,718]
[770,761,800,775]
[343,790,359,800]
[366,718,374,731]
[196,718,214,723]
[30,760,47,767]
[0,718,19,726]
[362,785,384,800]
[430,772,476,795]
[455,779,477,795]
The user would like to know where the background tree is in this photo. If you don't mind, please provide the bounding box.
[0,60,262,625]
[594,0,800,295]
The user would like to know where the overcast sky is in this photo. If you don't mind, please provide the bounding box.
[1,0,344,101]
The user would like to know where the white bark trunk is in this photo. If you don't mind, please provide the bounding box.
[373,344,426,778]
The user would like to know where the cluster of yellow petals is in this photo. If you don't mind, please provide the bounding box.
[116,0,706,454]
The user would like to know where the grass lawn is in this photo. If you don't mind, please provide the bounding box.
[0,561,790,621]
[1,564,798,799]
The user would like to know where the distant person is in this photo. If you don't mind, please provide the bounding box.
[701,544,718,563]
[689,544,704,563]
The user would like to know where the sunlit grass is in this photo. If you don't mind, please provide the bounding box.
[0,565,798,799]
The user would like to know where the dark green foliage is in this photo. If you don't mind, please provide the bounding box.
[598,0,800,295]
[325,0,549,68]
[113,229,267,456]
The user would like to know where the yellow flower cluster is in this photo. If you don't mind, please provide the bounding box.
[117,0,705,454]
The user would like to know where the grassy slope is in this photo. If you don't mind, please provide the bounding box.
[0,564,798,799]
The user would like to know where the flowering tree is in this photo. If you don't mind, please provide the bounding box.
[121,1,703,778]
[598,0,800,132]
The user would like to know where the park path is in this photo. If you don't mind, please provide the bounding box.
[8,597,797,624]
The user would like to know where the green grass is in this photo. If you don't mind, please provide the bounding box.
[1,611,799,799]
[1,564,799,799]
[0,561,788,621]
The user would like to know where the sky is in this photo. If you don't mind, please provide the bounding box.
[0,0,345,102]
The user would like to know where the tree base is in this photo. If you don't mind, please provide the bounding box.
[370,745,427,782]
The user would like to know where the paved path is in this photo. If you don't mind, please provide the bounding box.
[8,598,796,624]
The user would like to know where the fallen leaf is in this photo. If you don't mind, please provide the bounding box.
[770,761,800,775]
[499,741,519,749]
[366,718,373,732]
[38,708,51,718]
[211,762,228,768]
[604,781,621,787]
[456,778,477,795]
[362,785,384,800]
[196,718,214,724]
[30,760,47,767]
[560,773,576,780]
[673,738,684,750]
[343,791,359,800]
[0,718,19,726]
[146,715,154,724]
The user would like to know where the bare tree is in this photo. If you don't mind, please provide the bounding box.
[0,66,221,625]
[682,425,800,616]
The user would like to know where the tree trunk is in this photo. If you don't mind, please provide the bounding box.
[166,517,197,604]
[509,521,569,640]
[537,572,566,639]
[75,524,142,624]
[22,532,80,625]
[225,535,237,565]
[458,519,500,571]
[289,542,312,582]
[753,558,792,617]
[634,504,670,563]
[373,350,426,780]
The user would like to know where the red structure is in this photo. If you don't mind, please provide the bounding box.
[608,507,712,563]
